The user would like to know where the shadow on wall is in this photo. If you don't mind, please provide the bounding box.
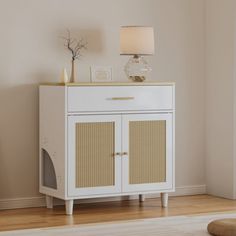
[0,27,105,199]
[0,84,41,198]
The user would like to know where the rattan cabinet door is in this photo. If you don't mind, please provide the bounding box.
[122,113,173,193]
[68,115,122,197]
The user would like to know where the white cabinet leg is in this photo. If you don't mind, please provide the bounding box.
[46,195,53,209]
[161,193,168,208]
[139,194,145,202]
[65,200,74,215]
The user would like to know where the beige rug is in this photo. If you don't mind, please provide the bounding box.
[1,212,236,236]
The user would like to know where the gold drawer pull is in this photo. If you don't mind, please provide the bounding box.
[111,97,134,101]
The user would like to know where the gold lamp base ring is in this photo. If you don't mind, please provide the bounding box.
[129,76,146,82]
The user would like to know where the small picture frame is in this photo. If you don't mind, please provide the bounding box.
[90,66,112,82]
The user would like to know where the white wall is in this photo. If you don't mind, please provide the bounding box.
[206,0,236,199]
[0,0,206,202]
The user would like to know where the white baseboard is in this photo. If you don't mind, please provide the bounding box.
[0,185,206,210]
[171,184,206,196]
[0,196,46,210]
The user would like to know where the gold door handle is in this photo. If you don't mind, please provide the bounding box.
[122,152,128,156]
[111,97,134,101]
[114,152,122,157]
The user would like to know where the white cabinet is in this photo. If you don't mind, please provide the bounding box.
[39,82,175,215]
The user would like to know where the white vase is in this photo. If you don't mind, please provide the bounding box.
[60,68,69,83]
[70,60,76,83]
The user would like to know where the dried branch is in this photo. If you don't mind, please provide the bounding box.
[61,29,87,61]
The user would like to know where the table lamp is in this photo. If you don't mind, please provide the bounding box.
[120,26,154,82]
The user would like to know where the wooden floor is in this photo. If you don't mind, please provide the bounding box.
[1,194,236,232]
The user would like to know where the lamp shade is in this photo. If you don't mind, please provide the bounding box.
[120,26,154,55]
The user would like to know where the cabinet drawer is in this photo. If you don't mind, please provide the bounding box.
[67,86,173,112]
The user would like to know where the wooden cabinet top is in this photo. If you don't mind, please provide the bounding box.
[40,82,175,87]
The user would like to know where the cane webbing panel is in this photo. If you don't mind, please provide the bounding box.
[129,120,166,184]
[76,122,115,188]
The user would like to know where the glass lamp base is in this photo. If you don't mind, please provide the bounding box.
[124,55,151,82]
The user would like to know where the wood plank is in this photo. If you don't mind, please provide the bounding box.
[0,195,236,232]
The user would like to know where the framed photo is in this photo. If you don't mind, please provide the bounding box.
[90,66,112,82]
